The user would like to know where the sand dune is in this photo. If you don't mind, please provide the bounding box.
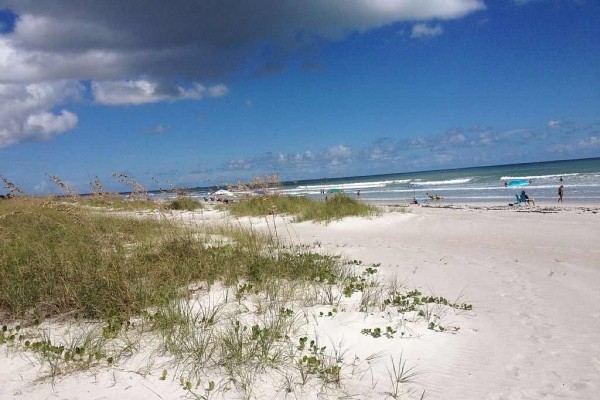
[1,204,599,399]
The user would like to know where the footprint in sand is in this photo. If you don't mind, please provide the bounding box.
[504,365,520,377]
[570,379,591,391]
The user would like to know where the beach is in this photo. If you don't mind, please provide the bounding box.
[1,202,599,399]
[289,203,600,399]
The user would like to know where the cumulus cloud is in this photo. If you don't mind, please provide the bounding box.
[223,144,355,173]
[0,81,82,148]
[547,120,563,129]
[92,80,165,105]
[1,0,485,84]
[217,120,600,179]
[208,84,229,98]
[549,136,600,153]
[362,138,398,161]
[579,136,600,149]
[411,23,444,38]
[0,0,485,147]
[449,133,466,144]
[91,79,227,105]
[24,110,78,135]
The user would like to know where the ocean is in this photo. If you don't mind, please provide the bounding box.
[153,157,600,204]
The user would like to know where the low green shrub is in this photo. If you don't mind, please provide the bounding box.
[80,195,161,211]
[226,194,379,223]
[296,194,378,223]
[168,197,203,211]
[226,195,311,217]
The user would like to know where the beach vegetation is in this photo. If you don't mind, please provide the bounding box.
[80,195,161,211]
[0,175,26,197]
[226,193,379,223]
[0,197,343,321]
[295,193,380,223]
[0,190,467,398]
[385,353,422,400]
[168,196,204,211]
[361,326,397,339]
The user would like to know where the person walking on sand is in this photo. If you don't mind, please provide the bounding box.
[558,185,564,203]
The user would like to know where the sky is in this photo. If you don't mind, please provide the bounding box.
[0,0,599,194]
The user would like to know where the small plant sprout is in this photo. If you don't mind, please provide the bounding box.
[385,353,421,399]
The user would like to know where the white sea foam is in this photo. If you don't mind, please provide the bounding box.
[411,178,472,186]
[294,180,396,191]
[500,173,578,180]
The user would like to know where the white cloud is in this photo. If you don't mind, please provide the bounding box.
[0,81,82,148]
[325,144,352,158]
[547,120,563,129]
[447,131,466,144]
[217,120,600,178]
[0,1,484,146]
[323,144,353,165]
[208,84,229,98]
[92,80,163,105]
[178,83,207,100]
[92,80,228,105]
[0,36,129,83]
[577,136,600,150]
[226,159,252,170]
[24,110,78,135]
[411,23,444,38]
[547,138,599,153]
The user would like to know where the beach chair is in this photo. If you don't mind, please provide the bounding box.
[515,194,527,205]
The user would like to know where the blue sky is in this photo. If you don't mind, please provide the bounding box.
[1,0,599,194]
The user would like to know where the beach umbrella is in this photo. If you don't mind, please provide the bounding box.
[507,180,529,187]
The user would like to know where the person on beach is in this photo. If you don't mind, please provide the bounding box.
[521,190,535,206]
[558,185,564,203]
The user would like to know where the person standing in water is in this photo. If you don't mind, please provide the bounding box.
[558,185,564,203]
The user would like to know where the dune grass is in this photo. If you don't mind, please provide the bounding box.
[0,193,446,398]
[168,196,204,211]
[295,193,379,223]
[226,193,379,223]
[0,197,338,321]
[82,194,203,211]
[79,194,162,211]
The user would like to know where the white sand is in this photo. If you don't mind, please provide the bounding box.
[2,204,599,399]
[288,205,600,399]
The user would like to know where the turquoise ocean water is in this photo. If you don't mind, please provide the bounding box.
[156,157,600,204]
